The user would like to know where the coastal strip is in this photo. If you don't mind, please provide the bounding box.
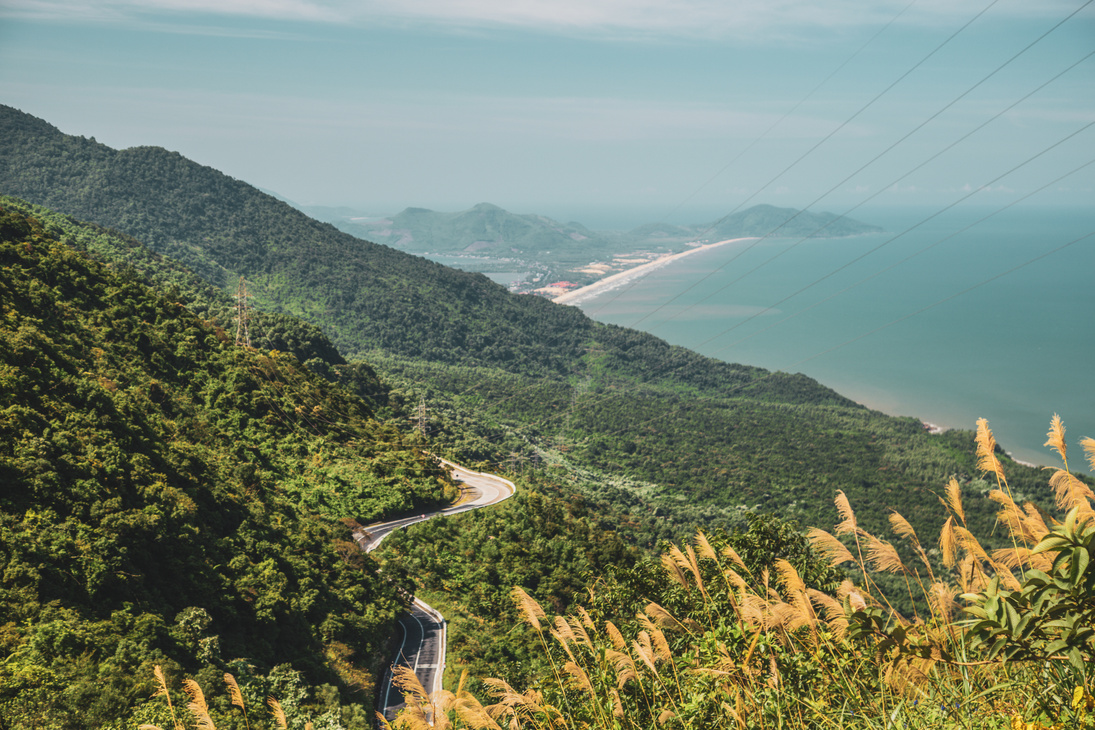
[552,237,758,306]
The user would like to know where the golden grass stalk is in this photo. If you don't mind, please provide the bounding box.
[575,606,595,632]
[224,673,250,730]
[224,673,245,711]
[975,418,1006,483]
[607,649,638,688]
[927,581,960,623]
[152,665,183,730]
[939,516,958,568]
[720,545,749,575]
[183,679,216,730]
[566,615,594,651]
[694,531,718,562]
[645,602,686,634]
[1083,436,1095,473]
[633,632,659,676]
[1049,469,1095,517]
[454,692,503,730]
[1045,414,1067,464]
[563,661,595,697]
[806,527,854,567]
[945,477,966,526]
[267,697,287,730]
[511,587,546,632]
[392,665,429,706]
[888,512,919,548]
[606,621,627,651]
[865,534,907,574]
[834,490,857,536]
[610,689,624,718]
[660,553,690,590]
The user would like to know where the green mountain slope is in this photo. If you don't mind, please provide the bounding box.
[0,104,1059,548]
[0,204,454,727]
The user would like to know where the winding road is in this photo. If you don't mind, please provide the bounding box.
[356,460,515,724]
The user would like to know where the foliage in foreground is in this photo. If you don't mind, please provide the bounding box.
[0,205,454,728]
[388,418,1095,729]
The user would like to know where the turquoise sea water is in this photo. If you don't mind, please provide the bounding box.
[574,205,1094,468]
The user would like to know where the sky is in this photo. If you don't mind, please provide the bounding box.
[0,0,1092,226]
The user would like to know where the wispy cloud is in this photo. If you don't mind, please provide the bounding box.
[4,0,1083,38]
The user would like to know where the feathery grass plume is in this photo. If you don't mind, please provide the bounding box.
[267,697,287,730]
[392,665,430,706]
[939,516,958,567]
[954,525,992,565]
[511,586,546,632]
[607,649,638,687]
[927,581,960,623]
[834,490,857,535]
[1049,469,1095,518]
[660,552,690,590]
[673,544,709,599]
[563,661,595,697]
[945,477,966,526]
[633,632,659,675]
[224,673,245,710]
[645,602,687,634]
[837,580,867,611]
[566,615,593,651]
[888,512,920,547]
[139,726,165,730]
[988,489,1030,542]
[224,673,249,730]
[738,593,769,628]
[605,620,627,651]
[975,418,1006,483]
[1083,436,1095,472]
[575,605,595,632]
[152,665,184,730]
[806,527,854,567]
[694,531,718,561]
[610,689,624,718]
[995,564,1022,591]
[720,544,748,574]
[183,679,215,730]
[1045,414,1068,464]
[657,709,676,725]
[454,693,502,730]
[808,588,849,638]
[636,613,673,663]
[1022,503,1050,540]
[865,534,907,574]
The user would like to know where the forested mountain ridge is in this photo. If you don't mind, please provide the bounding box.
[0,104,1061,550]
[0,204,456,727]
[0,104,846,404]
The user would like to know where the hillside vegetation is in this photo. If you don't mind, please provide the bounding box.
[0,205,455,727]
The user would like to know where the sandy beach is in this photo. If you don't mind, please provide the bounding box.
[552,237,758,306]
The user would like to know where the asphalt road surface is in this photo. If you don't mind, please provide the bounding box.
[361,460,515,724]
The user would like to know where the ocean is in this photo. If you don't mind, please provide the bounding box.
[572,204,1094,469]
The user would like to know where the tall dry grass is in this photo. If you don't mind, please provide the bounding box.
[386,416,1095,730]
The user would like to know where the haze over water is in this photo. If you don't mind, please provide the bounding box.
[574,205,1094,468]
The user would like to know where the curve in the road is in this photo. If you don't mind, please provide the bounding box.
[358,460,515,724]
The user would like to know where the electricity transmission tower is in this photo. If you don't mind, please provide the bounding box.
[234,276,252,348]
[415,397,428,436]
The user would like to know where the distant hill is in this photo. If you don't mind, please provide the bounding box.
[319,202,610,258]
[307,201,881,262]
[699,203,883,240]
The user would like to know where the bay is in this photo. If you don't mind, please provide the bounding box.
[573,205,1095,469]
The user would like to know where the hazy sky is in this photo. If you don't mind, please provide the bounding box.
[1,0,1092,224]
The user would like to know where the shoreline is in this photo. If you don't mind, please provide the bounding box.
[552,237,759,306]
